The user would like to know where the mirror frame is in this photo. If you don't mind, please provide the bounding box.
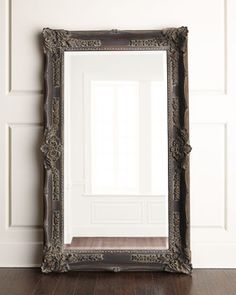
[41,27,192,274]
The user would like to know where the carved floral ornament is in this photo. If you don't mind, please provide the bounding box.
[42,28,102,53]
[170,128,192,169]
[41,27,192,274]
[131,213,192,274]
[41,245,104,273]
[129,26,188,49]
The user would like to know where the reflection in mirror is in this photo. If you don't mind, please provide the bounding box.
[64,51,168,250]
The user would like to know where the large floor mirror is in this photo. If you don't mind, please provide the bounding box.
[41,27,192,274]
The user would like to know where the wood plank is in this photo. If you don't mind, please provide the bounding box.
[94,272,135,295]
[74,272,98,295]
[32,271,60,295]
[133,272,157,295]
[52,272,78,295]
[0,269,236,295]
[0,268,41,295]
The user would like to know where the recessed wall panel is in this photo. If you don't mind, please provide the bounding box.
[9,124,43,227]
[190,123,226,228]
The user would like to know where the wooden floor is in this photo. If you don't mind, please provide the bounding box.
[65,237,168,250]
[0,269,236,295]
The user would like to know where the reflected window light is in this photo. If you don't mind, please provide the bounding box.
[88,80,168,197]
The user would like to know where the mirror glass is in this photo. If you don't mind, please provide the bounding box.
[64,51,169,250]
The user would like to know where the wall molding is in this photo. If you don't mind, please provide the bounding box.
[7,123,43,230]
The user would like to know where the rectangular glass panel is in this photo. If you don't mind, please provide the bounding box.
[64,51,168,249]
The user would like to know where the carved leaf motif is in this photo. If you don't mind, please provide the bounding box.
[41,246,104,273]
[41,210,104,273]
[41,98,61,200]
[51,167,60,201]
[41,97,61,168]
[43,28,101,86]
[162,27,188,50]
[41,245,69,273]
[41,132,62,169]
[131,252,191,274]
[129,38,162,47]
[170,128,192,169]
[131,212,192,274]
[43,28,101,53]
[52,210,60,244]
[173,171,180,201]
[67,253,104,264]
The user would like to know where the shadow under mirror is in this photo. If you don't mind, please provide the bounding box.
[64,51,169,250]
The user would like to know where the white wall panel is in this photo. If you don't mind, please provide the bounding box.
[91,202,143,224]
[148,201,167,224]
[9,124,43,228]
[191,123,226,228]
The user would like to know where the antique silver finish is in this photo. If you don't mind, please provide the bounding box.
[41,27,192,274]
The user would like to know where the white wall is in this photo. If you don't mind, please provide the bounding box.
[0,0,236,267]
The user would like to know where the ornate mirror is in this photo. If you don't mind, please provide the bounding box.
[41,27,192,274]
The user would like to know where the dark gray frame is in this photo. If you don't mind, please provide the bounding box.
[41,27,192,274]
